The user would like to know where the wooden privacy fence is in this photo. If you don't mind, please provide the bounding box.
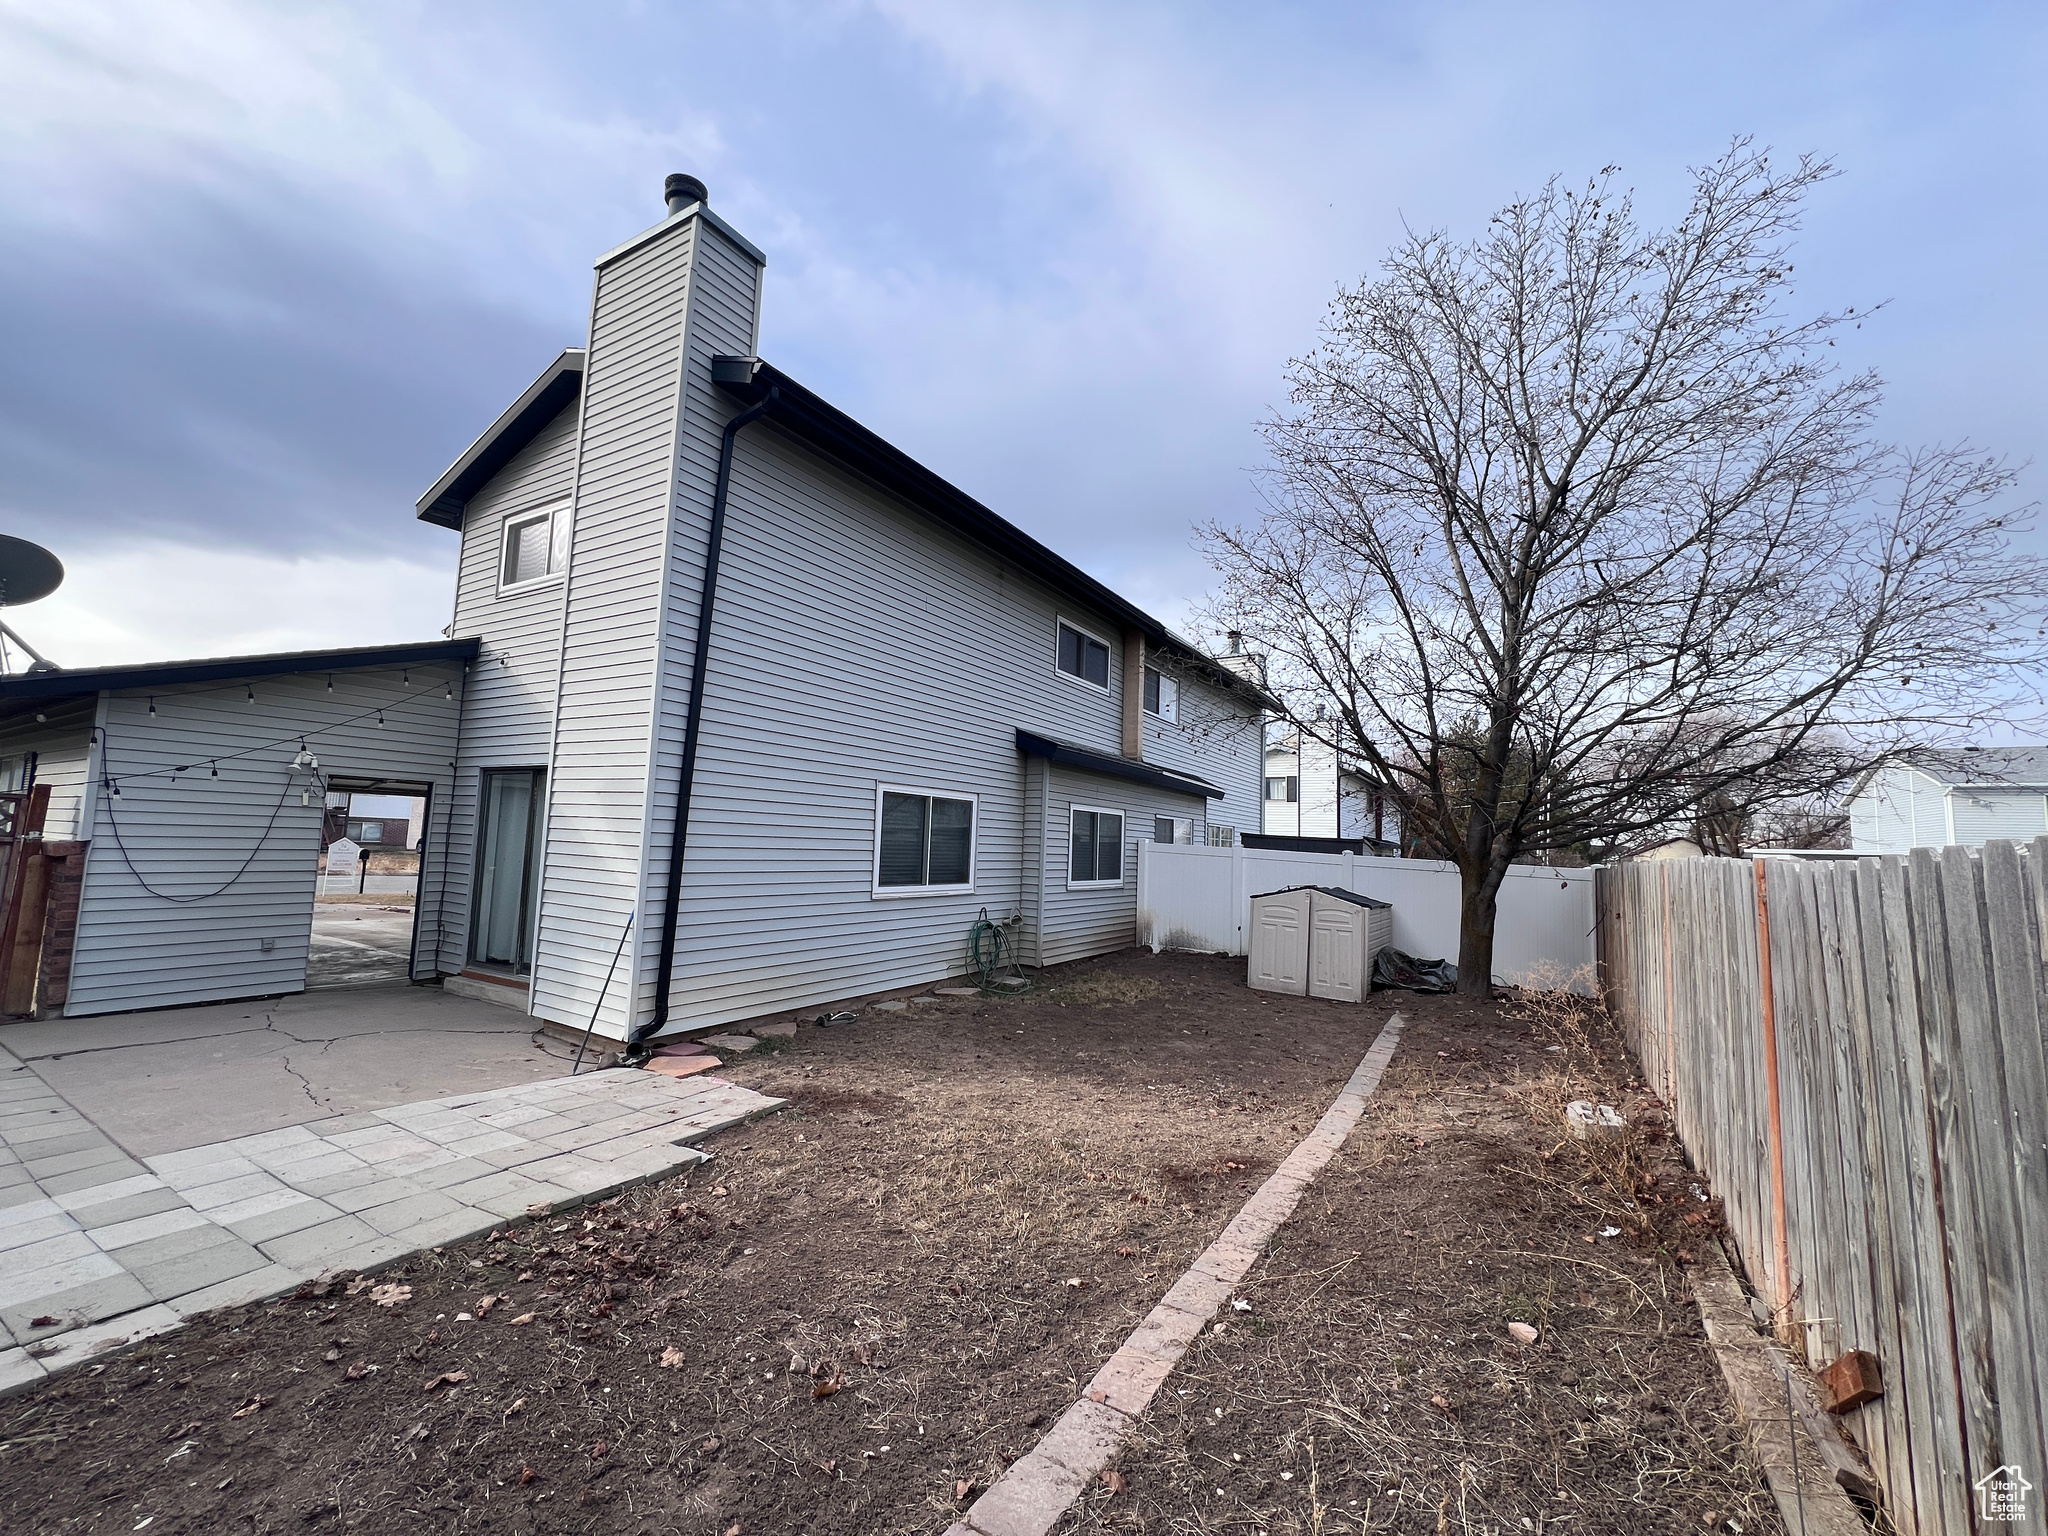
[1597,848,2048,1535]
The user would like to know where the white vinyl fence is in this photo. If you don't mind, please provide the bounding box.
[1136,841,1595,989]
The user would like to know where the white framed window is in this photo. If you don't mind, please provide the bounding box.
[1056,618,1111,690]
[873,784,977,896]
[1068,804,1125,887]
[1142,666,1178,722]
[499,501,571,592]
[1265,775,1299,803]
[1152,815,1192,845]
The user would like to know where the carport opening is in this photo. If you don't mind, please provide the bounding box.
[309,775,433,990]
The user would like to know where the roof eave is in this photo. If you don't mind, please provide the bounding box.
[0,637,482,702]
[416,350,586,529]
[710,355,1279,714]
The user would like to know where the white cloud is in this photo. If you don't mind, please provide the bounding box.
[8,543,456,670]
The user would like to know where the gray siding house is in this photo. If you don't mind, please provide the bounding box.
[419,180,1269,1043]
[0,180,1266,1032]
[1847,748,2048,853]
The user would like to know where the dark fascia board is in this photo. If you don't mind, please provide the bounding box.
[712,355,1281,713]
[416,350,586,528]
[1015,728,1224,800]
[0,637,482,703]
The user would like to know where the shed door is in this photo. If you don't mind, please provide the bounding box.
[1308,894,1365,1003]
[1247,890,1310,995]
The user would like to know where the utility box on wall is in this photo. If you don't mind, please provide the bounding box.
[1247,885,1393,1002]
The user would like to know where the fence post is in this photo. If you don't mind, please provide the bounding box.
[1754,856,1794,1341]
[1661,864,1675,1106]
[1231,841,1247,954]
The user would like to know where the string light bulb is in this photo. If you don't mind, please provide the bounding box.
[245,685,255,703]
[210,763,219,778]
[376,711,385,727]
[147,697,157,716]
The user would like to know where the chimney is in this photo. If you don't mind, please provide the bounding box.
[664,174,708,216]
[1122,630,1145,760]
[1226,630,1242,655]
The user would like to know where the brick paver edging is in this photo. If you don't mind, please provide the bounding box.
[947,1012,1406,1536]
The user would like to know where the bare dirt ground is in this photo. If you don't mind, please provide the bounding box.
[0,951,1774,1535]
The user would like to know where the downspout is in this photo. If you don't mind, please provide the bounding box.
[633,387,777,1047]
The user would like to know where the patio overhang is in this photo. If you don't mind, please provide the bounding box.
[1015,729,1225,799]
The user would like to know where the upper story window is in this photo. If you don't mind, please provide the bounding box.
[1057,620,1110,689]
[1143,666,1178,722]
[346,820,385,843]
[500,502,571,591]
[874,786,977,895]
[1265,775,1299,803]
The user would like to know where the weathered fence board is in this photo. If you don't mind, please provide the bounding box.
[1597,846,2048,1535]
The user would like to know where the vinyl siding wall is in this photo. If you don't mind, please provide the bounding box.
[646,422,1253,1030]
[531,212,709,1033]
[1947,785,2048,846]
[1029,761,1219,968]
[1849,766,1948,853]
[0,697,97,838]
[1140,668,1263,839]
[427,400,580,975]
[66,666,462,1016]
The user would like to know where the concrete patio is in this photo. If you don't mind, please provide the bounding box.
[1,979,585,1156]
[0,982,785,1397]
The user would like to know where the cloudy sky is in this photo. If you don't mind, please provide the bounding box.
[3,0,2043,667]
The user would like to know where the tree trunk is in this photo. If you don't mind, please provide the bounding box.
[1455,859,1508,996]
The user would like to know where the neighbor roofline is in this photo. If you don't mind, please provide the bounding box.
[711,355,1281,713]
[416,349,586,528]
[0,637,482,702]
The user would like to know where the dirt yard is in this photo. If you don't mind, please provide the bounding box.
[0,950,1775,1535]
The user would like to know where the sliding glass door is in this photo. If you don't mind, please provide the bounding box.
[471,769,543,972]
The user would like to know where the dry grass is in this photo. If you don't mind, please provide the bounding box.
[1076,988,1777,1536]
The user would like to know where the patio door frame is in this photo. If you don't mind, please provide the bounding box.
[470,767,546,974]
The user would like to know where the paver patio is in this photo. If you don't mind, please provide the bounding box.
[0,1046,781,1396]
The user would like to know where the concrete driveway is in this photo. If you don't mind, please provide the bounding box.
[0,982,581,1157]
[307,901,418,990]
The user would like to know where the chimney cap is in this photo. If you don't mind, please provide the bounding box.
[664,173,708,214]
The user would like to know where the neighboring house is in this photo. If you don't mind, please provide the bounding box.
[1846,747,2048,853]
[0,177,1272,1031]
[1263,732,1339,837]
[1631,837,1704,861]
[1262,731,1399,848]
[322,799,414,850]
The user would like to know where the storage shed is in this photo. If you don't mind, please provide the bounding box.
[1247,885,1393,1003]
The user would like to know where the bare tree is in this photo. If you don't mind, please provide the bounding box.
[1202,142,2048,995]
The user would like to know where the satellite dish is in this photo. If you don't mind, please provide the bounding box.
[0,537,63,673]
[0,537,63,607]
